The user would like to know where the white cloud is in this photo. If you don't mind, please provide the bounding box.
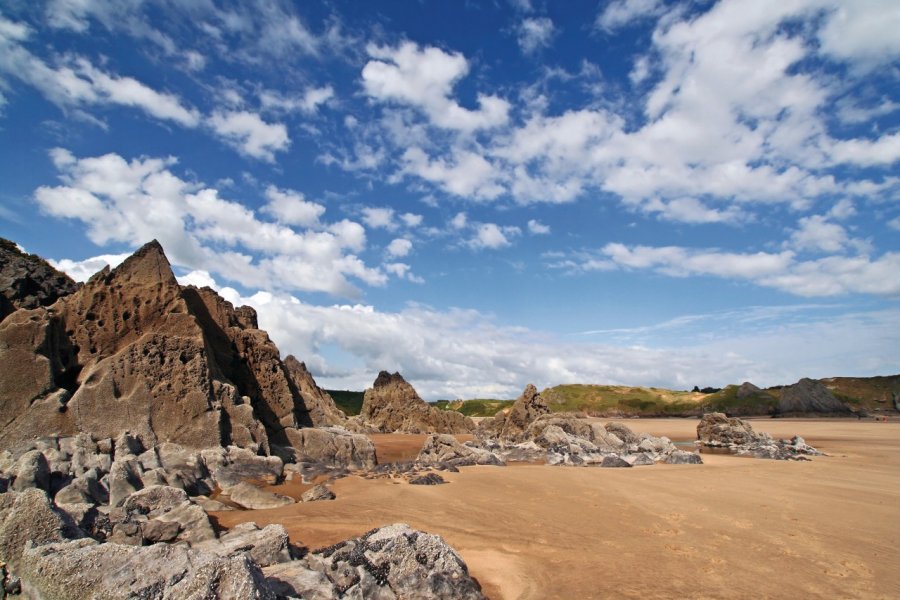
[597,0,665,31]
[207,110,290,161]
[402,147,505,200]
[450,212,467,229]
[51,252,131,282]
[176,269,219,289]
[592,242,900,297]
[360,207,396,230]
[362,41,510,131]
[190,281,900,398]
[789,215,849,253]
[817,0,900,68]
[517,17,555,55]
[262,186,325,227]
[400,212,423,228]
[527,219,550,234]
[829,133,900,166]
[386,238,413,258]
[260,85,334,114]
[888,216,900,231]
[469,223,518,250]
[34,149,384,297]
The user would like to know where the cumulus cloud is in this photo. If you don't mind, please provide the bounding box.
[362,41,510,131]
[34,149,384,297]
[401,147,504,200]
[260,85,334,114]
[527,219,550,234]
[517,17,556,54]
[175,277,900,398]
[360,207,396,230]
[400,212,423,228]
[385,238,413,258]
[262,186,325,227]
[596,0,666,31]
[207,110,290,161]
[469,223,520,250]
[51,252,131,282]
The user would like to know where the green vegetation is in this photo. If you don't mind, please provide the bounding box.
[431,399,515,417]
[700,385,779,416]
[540,384,702,416]
[326,390,364,416]
[821,375,900,412]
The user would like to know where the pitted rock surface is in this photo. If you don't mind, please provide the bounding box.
[360,371,474,434]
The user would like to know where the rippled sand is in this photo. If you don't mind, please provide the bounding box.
[213,419,900,599]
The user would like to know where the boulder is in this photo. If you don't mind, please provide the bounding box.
[53,468,107,505]
[201,522,292,567]
[360,371,474,434]
[416,434,504,467]
[210,446,283,488]
[223,482,295,510]
[287,427,376,469]
[409,473,447,485]
[305,523,484,599]
[301,485,336,502]
[600,455,632,468]
[19,538,275,599]
[10,450,50,493]
[262,561,335,600]
[697,413,761,446]
[119,485,216,545]
[0,489,70,567]
[663,450,703,465]
[778,378,852,415]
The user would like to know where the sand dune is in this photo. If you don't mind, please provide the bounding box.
[213,419,900,599]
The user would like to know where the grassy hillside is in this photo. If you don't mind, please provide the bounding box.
[540,384,703,416]
[820,375,900,412]
[326,390,365,416]
[431,399,515,417]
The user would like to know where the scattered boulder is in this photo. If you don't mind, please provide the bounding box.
[697,413,762,446]
[10,451,50,493]
[600,455,632,468]
[360,371,475,434]
[663,450,703,465]
[305,523,484,599]
[287,427,376,470]
[262,561,335,600]
[201,522,292,568]
[223,482,295,510]
[409,473,447,485]
[416,434,504,467]
[301,485,336,502]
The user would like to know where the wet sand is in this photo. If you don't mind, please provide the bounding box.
[213,419,900,599]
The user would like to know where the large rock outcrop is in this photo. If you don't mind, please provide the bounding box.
[360,371,474,434]
[778,378,852,415]
[0,240,340,456]
[697,413,823,460]
[0,238,78,312]
[283,355,347,427]
[479,384,551,442]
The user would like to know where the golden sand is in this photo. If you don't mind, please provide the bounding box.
[213,419,900,599]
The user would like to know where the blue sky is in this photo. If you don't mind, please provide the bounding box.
[0,0,898,398]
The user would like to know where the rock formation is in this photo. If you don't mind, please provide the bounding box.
[697,413,823,460]
[359,371,475,433]
[478,383,551,442]
[283,355,347,427]
[0,239,353,459]
[0,237,78,312]
[778,378,852,415]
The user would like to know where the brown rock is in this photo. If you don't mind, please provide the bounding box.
[283,356,347,427]
[696,412,761,445]
[487,384,551,443]
[360,371,474,434]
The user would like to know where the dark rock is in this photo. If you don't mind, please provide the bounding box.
[663,450,703,465]
[0,238,78,310]
[600,455,632,468]
[409,473,446,485]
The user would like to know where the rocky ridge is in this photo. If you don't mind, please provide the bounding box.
[0,238,79,313]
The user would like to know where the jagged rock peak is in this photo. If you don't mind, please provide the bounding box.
[104,239,177,287]
[373,370,407,388]
[283,355,347,427]
[0,237,78,311]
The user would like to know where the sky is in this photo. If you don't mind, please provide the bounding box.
[0,0,898,399]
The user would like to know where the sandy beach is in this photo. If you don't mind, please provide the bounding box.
[213,419,900,599]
